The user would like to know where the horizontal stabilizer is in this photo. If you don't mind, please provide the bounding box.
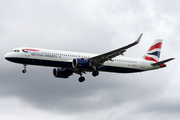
[151,58,175,66]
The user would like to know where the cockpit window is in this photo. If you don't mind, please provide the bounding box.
[12,50,20,52]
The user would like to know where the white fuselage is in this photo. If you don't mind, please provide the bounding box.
[5,47,159,74]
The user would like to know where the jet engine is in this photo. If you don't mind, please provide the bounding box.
[53,68,72,78]
[72,58,91,69]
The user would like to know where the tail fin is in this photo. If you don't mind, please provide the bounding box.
[143,39,163,62]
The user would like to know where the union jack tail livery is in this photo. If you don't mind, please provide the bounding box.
[143,39,162,63]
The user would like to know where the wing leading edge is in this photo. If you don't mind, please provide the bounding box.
[89,33,143,68]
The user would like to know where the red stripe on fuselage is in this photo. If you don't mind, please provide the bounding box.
[23,49,39,51]
[148,42,162,51]
[144,56,158,62]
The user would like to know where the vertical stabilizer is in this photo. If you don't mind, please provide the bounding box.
[143,39,162,62]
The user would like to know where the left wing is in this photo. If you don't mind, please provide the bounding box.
[89,33,143,68]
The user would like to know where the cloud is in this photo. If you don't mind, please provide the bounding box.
[0,0,180,120]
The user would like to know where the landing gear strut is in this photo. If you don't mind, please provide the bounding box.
[22,64,27,73]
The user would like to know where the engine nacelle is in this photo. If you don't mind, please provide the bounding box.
[53,68,72,78]
[72,58,90,69]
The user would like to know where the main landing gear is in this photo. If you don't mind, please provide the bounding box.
[22,64,27,73]
[78,72,85,83]
[92,71,99,77]
[78,76,85,82]
[78,71,99,83]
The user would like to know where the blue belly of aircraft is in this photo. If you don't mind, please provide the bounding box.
[5,57,143,73]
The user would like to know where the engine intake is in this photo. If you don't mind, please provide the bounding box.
[72,58,90,69]
[53,68,72,78]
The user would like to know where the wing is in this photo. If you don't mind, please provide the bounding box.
[89,33,143,68]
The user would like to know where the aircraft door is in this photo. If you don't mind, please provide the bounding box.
[25,51,30,57]
[140,60,145,68]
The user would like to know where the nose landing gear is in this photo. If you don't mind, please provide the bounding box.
[22,64,27,73]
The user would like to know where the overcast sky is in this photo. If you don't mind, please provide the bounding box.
[0,0,180,120]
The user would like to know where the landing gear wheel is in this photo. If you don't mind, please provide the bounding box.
[79,76,85,82]
[22,69,26,73]
[92,71,99,77]
[22,64,27,73]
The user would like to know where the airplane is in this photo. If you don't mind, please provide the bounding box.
[4,33,174,82]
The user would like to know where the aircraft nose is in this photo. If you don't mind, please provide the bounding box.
[4,53,8,59]
[4,53,13,61]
